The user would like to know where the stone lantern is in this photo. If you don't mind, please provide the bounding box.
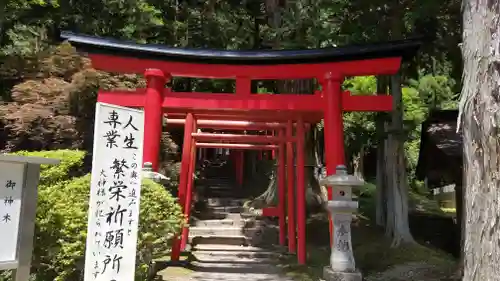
[319,165,364,281]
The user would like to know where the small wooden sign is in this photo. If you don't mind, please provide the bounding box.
[0,154,60,281]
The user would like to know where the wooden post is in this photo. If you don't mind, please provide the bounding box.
[142,69,166,171]
[171,113,195,261]
[181,132,197,250]
[278,129,287,246]
[286,120,296,253]
[322,72,345,244]
[296,118,306,264]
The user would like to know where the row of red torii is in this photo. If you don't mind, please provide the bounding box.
[61,32,420,265]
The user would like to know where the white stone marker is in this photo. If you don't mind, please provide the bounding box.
[319,165,364,281]
[0,154,60,281]
[84,102,144,281]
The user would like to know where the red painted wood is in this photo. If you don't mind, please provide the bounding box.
[89,53,402,79]
[271,130,276,159]
[262,207,280,217]
[236,77,251,96]
[98,90,392,115]
[143,69,165,171]
[196,143,278,150]
[166,111,322,123]
[171,113,195,261]
[163,91,322,111]
[342,92,393,111]
[286,120,296,253]
[167,119,287,130]
[192,132,294,143]
[278,129,287,246]
[296,118,306,264]
[322,74,346,246]
[181,138,197,250]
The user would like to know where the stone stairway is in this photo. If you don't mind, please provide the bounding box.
[190,197,258,247]
[186,196,293,281]
[157,167,294,281]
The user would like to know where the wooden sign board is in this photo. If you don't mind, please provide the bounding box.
[0,162,25,265]
[0,154,60,281]
[84,102,145,281]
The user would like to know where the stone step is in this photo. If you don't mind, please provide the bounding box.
[203,191,237,197]
[191,211,229,220]
[193,218,243,227]
[193,251,276,263]
[193,249,280,260]
[192,217,264,228]
[189,226,260,237]
[190,227,243,237]
[202,175,233,180]
[203,192,238,198]
[190,235,249,246]
[204,184,234,189]
[203,174,234,180]
[224,212,245,220]
[204,176,232,180]
[193,243,268,252]
[192,211,244,221]
[206,198,245,207]
[189,260,278,272]
[208,205,244,213]
[204,188,237,194]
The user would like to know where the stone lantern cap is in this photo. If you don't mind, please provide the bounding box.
[143,162,154,172]
[319,165,364,187]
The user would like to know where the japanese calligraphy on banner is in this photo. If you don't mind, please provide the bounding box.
[0,162,25,263]
[84,102,144,281]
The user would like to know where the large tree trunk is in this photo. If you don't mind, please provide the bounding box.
[352,145,365,180]
[249,0,325,212]
[251,127,326,211]
[379,0,415,244]
[459,1,500,280]
[384,74,414,246]
[451,168,464,280]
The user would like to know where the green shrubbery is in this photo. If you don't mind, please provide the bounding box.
[1,150,184,281]
[13,149,86,186]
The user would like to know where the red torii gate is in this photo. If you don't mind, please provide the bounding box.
[60,31,420,265]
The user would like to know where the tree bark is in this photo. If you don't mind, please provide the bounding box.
[353,145,364,180]
[452,168,464,279]
[251,127,326,211]
[384,74,414,246]
[459,1,500,280]
[249,0,325,212]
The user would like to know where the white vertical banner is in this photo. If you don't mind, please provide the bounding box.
[84,102,144,281]
[0,162,25,263]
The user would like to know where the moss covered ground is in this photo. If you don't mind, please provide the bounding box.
[275,183,457,281]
